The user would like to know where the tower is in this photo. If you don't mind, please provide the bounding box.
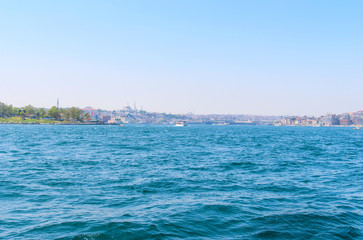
[57,98,59,109]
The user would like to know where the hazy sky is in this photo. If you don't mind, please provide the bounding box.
[1,0,362,116]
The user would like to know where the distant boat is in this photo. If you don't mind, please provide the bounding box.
[175,121,187,127]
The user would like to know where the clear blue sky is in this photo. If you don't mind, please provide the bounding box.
[1,0,362,115]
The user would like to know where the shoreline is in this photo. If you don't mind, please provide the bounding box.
[0,122,360,128]
[0,122,110,125]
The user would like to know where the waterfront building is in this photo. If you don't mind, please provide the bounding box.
[321,114,340,126]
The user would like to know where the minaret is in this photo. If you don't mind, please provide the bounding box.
[57,98,59,109]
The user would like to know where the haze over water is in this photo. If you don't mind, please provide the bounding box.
[1,125,362,239]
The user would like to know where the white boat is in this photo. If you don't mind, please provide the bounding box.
[175,121,187,127]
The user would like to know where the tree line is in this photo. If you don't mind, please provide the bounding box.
[0,102,90,122]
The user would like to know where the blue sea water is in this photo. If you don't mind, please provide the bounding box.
[0,125,362,240]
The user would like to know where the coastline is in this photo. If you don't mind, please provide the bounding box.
[0,118,107,125]
[0,122,359,128]
[0,122,107,125]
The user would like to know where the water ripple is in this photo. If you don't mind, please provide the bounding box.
[0,125,362,239]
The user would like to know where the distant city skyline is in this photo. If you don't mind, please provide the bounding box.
[1,98,361,118]
[1,1,362,116]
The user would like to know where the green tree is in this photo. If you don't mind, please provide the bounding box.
[6,104,13,117]
[47,106,61,120]
[38,108,46,118]
[68,107,82,121]
[19,109,26,118]
[0,103,13,117]
[61,108,70,121]
[84,112,91,121]
[0,102,6,117]
[24,105,37,116]
[12,107,21,116]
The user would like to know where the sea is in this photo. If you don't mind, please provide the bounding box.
[0,125,362,240]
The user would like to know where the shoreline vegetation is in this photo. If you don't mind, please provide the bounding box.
[0,117,105,125]
[0,102,104,125]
